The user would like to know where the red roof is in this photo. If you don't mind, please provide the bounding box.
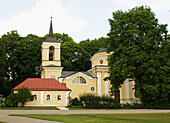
[12,78,71,91]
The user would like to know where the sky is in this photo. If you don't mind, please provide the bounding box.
[0,0,170,42]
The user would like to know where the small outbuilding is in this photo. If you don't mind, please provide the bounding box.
[12,78,71,106]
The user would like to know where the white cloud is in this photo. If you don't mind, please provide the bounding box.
[113,0,170,12]
[0,0,88,37]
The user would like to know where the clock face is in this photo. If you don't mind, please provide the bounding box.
[91,87,95,91]
[100,60,103,64]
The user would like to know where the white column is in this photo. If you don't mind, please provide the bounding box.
[119,88,122,103]
[59,78,63,83]
[104,72,109,96]
[125,78,130,103]
[132,80,135,102]
[66,91,69,106]
[40,91,44,104]
[97,71,102,96]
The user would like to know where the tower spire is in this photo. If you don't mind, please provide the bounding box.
[49,16,54,38]
[45,16,58,42]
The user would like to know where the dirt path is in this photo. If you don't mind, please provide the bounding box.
[0,109,170,123]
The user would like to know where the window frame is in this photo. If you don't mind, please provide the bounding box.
[47,95,50,101]
[57,95,61,100]
[33,95,37,101]
[72,76,87,84]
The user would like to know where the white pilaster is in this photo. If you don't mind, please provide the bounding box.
[119,88,122,103]
[104,72,109,96]
[59,78,63,83]
[40,91,43,104]
[132,80,135,102]
[125,78,130,103]
[66,91,69,106]
[97,71,102,96]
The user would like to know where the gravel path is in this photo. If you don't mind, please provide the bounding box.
[0,109,170,123]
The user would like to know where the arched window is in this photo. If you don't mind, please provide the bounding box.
[49,46,54,61]
[34,95,37,101]
[72,76,86,84]
[47,95,50,100]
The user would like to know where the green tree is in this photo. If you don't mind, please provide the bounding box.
[0,39,10,97]
[79,37,108,70]
[17,87,34,107]
[44,33,73,44]
[4,92,18,107]
[107,6,169,107]
[1,30,22,89]
[61,41,90,71]
[15,34,43,83]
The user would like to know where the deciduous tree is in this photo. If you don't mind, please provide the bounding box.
[107,6,169,107]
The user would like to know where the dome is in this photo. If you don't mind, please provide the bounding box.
[97,48,107,53]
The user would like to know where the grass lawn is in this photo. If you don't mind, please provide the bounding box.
[0,106,59,110]
[10,113,170,123]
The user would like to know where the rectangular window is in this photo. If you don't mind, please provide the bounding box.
[47,95,50,100]
[57,95,61,100]
[34,95,37,101]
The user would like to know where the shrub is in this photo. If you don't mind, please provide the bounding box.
[80,94,120,109]
[4,92,18,107]
[17,87,34,107]
[71,98,83,106]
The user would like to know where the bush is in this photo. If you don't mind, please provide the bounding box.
[4,93,18,107]
[17,87,34,107]
[80,94,120,109]
[71,98,83,106]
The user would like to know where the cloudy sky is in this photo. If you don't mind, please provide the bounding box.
[0,0,169,42]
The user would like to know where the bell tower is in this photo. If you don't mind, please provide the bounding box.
[41,17,63,80]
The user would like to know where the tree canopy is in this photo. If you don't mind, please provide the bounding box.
[107,6,169,107]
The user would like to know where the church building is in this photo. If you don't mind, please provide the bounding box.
[12,17,136,106]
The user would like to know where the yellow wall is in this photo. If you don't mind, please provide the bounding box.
[27,91,41,105]
[62,73,97,99]
[41,42,61,66]
[42,68,62,80]
[25,91,68,106]
[90,52,113,68]
[43,91,66,105]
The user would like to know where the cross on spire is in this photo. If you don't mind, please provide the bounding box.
[44,16,58,42]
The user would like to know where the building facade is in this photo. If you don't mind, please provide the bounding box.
[12,17,136,106]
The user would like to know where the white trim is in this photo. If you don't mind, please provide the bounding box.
[43,42,61,45]
[72,76,87,84]
[25,104,67,106]
[90,55,108,61]
[104,72,109,96]
[125,78,130,103]
[88,66,109,72]
[66,91,69,106]
[64,72,95,80]
[59,78,63,83]
[42,66,63,69]
[40,91,43,104]
[97,71,102,96]
[119,88,122,103]
[132,80,135,100]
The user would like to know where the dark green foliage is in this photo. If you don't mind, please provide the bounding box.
[4,92,18,107]
[44,33,73,44]
[107,6,169,107]
[17,87,34,107]
[61,41,90,71]
[80,94,120,109]
[4,87,33,107]
[71,98,83,106]
[79,37,108,70]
